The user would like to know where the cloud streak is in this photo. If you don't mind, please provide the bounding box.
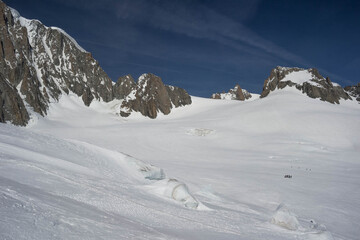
[113,0,311,67]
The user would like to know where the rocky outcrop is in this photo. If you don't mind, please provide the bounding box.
[260,66,351,104]
[120,73,191,118]
[0,73,29,125]
[211,84,252,101]
[0,1,113,125]
[344,83,360,103]
[113,74,136,99]
[166,85,192,107]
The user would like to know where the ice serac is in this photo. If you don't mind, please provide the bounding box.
[0,1,113,124]
[344,83,360,103]
[260,66,351,104]
[211,84,252,101]
[120,73,191,118]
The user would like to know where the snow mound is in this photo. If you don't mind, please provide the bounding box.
[146,179,199,209]
[187,128,215,136]
[69,140,200,209]
[270,204,335,239]
[123,154,166,180]
[271,204,300,230]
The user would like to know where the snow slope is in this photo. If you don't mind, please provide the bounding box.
[1,90,359,239]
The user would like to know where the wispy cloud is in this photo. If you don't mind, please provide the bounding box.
[113,0,311,66]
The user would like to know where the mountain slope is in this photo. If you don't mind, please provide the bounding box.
[0,1,113,125]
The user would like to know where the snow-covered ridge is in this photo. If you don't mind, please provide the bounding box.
[270,66,340,88]
[270,67,327,88]
[49,27,87,53]
[9,7,87,53]
[260,66,351,104]
[280,71,320,86]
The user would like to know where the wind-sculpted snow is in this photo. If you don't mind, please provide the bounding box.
[145,179,200,209]
[271,204,335,240]
[74,140,201,209]
[0,124,200,213]
[271,204,300,230]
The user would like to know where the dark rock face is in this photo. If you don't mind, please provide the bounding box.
[0,1,113,125]
[344,83,360,103]
[0,73,29,125]
[120,73,191,118]
[113,74,136,99]
[260,66,351,104]
[211,84,252,101]
[166,85,192,107]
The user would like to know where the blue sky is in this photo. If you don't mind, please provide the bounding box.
[7,0,360,96]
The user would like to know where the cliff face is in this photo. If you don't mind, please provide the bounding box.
[260,67,351,104]
[0,73,29,125]
[211,84,252,101]
[113,75,136,100]
[0,1,113,125]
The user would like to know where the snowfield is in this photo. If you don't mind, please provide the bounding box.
[0,88,359,240]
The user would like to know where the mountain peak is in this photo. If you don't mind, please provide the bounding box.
[120,73,191,118]
[260,67,351,104]
[211,84,252,101]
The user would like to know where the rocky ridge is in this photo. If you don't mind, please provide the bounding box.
[0,1,113,125]
[344,83,360,103]
[120,73,191,118]
[260,66,351,104]
[211,84,252,101]
[113,74,136,100]
[0,1,191,125]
